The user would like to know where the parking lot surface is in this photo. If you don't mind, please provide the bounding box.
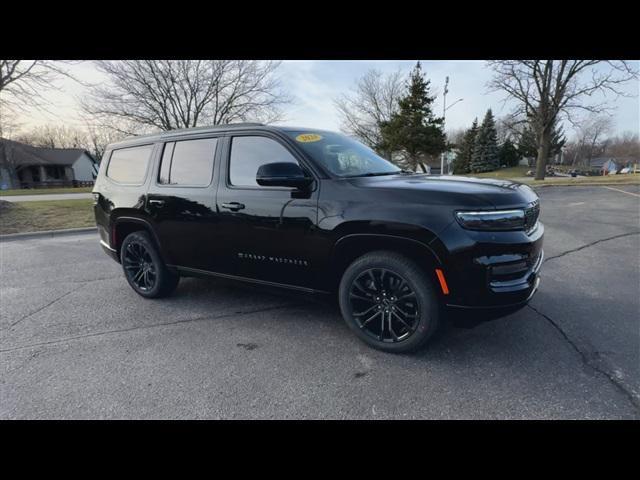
[1,185,638,419]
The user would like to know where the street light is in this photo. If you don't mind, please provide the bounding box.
[446,98,464,112]
[440,75,464,175]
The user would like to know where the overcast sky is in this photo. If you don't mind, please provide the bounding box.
[10,60,640,139]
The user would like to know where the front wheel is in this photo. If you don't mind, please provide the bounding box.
[120,231,179,298]
[338,251,440,353]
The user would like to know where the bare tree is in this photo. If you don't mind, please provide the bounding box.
[334,69,405,156]
[446,127,467,148]
[570,114,614,166]
[488,60,638,179]
[85,124,128,163]
[495,114,526,143]
[0,107,21,138]
[82,60,290,134]
[0,60,77,112]
[605,131,640,159]
[16,124,89,149]
[14,122,127,163]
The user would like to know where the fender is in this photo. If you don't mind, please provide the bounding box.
[111,214,172,265]
[332,233,443,266]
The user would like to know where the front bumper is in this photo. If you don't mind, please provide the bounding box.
[446,256,542,310]
[433,220,544,309]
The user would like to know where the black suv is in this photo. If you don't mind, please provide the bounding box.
[93,123,543,352]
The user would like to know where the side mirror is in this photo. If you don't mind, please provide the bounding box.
[256,162,313,189]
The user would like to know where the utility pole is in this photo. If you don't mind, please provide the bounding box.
[440,77,449,175]
[440,77,463,175]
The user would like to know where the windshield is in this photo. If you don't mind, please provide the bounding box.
[285,131,401,177]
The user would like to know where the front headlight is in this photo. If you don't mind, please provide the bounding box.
[455,209,525,231]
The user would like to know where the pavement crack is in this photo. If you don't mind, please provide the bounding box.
[527,303,640,414]
[4,285,85,330]
[544,231,640,263]
[0,303,301,354]
[2,275,124,332]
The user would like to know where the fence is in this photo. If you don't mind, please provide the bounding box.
[18,180,95,189]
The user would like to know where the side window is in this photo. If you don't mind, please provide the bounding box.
[158,137,218,186]
[229,136,299,187]
[106,145,153,184]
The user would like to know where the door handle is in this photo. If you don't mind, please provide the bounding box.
[149,199,165,206]
[221,202,245,211]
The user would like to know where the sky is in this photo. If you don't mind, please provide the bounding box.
[8,60,640,139]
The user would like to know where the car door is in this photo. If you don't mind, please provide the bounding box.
[145,135,224,272]
[216,133,322,289]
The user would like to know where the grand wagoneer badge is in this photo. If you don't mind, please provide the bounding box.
[238,252,309,267]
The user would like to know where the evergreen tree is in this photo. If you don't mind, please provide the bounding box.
[452,118,478,174]
[379,62,446,172]
[518,122,566,160]
[498,138,520,167]
[471,109,499,173]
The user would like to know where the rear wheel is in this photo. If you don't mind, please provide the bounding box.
[338,251,440,353]
[120,231,179,298]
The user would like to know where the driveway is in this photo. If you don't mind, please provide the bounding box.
[0,185,638,419]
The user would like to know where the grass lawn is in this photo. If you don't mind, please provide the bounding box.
[462,166,640,186]
[466,166,530,179]
[0,199,94,235]
[0,187,93,196]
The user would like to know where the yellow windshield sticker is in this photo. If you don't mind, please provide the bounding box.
[296,133,322,143]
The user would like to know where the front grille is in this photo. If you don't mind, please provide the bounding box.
[524,200,540,234]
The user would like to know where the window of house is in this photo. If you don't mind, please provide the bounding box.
[229,136,299,187]
[45,165,65,180]
[158,137,217,186]
[106,145,153,184]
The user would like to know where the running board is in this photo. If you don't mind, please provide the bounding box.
[171,265,331,295]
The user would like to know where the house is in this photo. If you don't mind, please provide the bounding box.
[519,151,563,167]
[587,157,640,175]
[589,157,618,174]
[588,157,623,174]
[420,151,457,175]
[0,138,98,190]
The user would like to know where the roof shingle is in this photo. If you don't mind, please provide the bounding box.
[0,138,94,168]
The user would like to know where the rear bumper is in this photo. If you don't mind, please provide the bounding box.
[100,239,120,263]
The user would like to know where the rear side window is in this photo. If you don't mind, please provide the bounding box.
[158,137,218,186]
[229,136,298,187]
[106,145,153,184]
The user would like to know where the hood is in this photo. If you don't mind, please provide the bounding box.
[347,174,538,209]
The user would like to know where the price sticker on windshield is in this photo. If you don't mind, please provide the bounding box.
[295,133,323,143]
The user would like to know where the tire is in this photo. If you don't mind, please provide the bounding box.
[120,230,179,298]
[338,250,440,353]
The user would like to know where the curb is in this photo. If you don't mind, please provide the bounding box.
[530,182,640,188]
[0,227,98,242]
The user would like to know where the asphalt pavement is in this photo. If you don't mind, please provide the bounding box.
[0,185,638,419]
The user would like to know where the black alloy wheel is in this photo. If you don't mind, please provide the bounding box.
[348,268,419,343]
[120,231,179,298]
[339,251,440,353]
[123,239,157,292]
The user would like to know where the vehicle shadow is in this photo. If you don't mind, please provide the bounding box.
[174,275,523,355]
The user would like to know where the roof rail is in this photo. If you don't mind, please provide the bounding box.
[160,122,265,134]
[108,123,270,147]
